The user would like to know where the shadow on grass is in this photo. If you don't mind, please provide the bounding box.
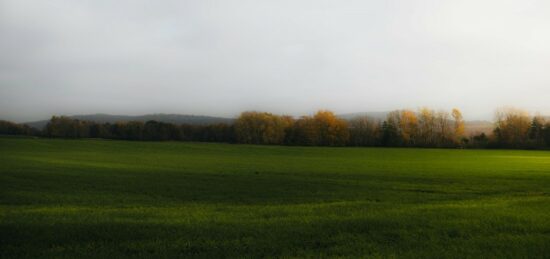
[2,211,548,259]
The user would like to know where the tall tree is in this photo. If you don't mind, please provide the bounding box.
[451,108,465,143]
[417,108,436,147]
[493,107,531,148]
[313,110,349,146]
[349,116,380,146]
[399,110,418,146]
[435,110,453,147]
[528,116,546,147]
[234,112,291,145]
[382,111,402,146]
[543,122,550,147]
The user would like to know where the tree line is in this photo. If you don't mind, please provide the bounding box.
[1,107,550,149]
[41,116,235,142]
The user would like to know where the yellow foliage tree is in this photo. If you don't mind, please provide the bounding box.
[313,110,349,146]
[493,107,531,147]
[451,108,465,140]
[234,111,292,144]
[399,110,418,146]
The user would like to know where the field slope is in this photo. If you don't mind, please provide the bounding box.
[1,137,549,258]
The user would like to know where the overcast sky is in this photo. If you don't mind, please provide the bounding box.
[1,0,550,122]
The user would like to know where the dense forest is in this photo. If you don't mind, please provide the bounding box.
[1,107,549,149]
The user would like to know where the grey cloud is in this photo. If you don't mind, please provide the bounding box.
[1,0,550,122]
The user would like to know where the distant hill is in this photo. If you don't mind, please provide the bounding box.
[338,112,389,120]
[24,114,234,130]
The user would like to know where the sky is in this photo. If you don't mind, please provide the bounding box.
[1,0,550,122]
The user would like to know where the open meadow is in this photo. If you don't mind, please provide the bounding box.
[1,137,549,258]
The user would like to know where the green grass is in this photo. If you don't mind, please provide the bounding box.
[1,137,549,258]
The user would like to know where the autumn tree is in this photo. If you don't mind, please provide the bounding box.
[434,110,453,147]
[286,111,349,146]
[399,110,418,146]
[234,112,292,145]
[312,110,349,146]
[493,107,531,148]
[417,108,436,146]
[451,108,465,143]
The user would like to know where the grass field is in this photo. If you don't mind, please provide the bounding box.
[1,137,549,258]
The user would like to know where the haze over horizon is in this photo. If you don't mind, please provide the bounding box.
[2,0,550,122]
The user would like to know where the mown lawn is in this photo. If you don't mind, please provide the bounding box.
[1,137,549,258]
